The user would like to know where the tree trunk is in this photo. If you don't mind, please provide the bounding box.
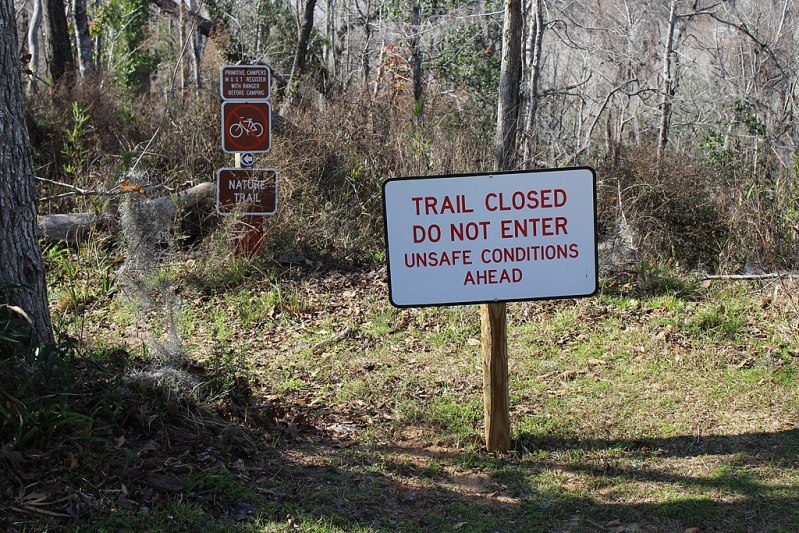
[657,0,678,164]
[1,0,55,345]
[286,0,318,105]
[324,0,339,92]
[360,0,372,91]
[44,0,73,82]
[521,0,544,166]
[178,1,187,91]
[493,0,523,171]
[410,2,422,104]
[26,0,42,92]
[188,0,202,96]
[73,0,94,78]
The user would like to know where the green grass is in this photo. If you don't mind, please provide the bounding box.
[17,258,799,532]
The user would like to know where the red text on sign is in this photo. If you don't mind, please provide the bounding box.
[412,194,474,215]
[403,249,473,268]
[450,221,490,241]
[463,268,523,285]
[485,189,567,211]
[500,217,568,238]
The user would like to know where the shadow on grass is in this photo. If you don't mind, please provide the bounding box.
[244,428,799,532]
[519,428,799,462]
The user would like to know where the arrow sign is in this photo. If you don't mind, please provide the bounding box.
[240,152,255,167]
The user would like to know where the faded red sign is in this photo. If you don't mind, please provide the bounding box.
[216,167,278,216]
[221,101,271,153]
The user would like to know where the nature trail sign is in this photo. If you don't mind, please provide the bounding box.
[216,168,278,216]
[217,64,278,256]
[383,167,597,307]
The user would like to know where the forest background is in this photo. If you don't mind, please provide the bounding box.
[1,0,799,531]
[15,0,799,271]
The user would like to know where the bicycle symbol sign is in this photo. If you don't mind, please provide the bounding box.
[222,101,271,153]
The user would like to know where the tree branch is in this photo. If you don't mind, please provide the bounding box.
[150,0,218,37]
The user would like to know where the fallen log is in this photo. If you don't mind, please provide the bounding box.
[37,182,215,244]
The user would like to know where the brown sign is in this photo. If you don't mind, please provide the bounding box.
[220,65,271,100]
[222,101,271,153]
[216,168,278,216]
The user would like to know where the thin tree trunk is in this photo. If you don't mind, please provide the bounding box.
[361,0,372,91]
[410,1,422,104]
[27,0,42,92]
[44,0,73,82]
[191,30,202,95]
[323,0,336,91]
[521,0,544,166]
[73,0,94,78]
[178,1,187,90]
[657,0,678,164]
[1,0,55,345]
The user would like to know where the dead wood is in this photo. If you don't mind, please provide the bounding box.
[37,182,215,244]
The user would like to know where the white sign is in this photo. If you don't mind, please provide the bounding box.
[383,168,597,307]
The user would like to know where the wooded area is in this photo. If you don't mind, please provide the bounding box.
[2,0,799,529]
[6,0,797,266]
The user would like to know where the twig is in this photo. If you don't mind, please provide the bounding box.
[311,326,352,354]
[703,273,799,281]
[35,175,89,193]
[0,304,34,327]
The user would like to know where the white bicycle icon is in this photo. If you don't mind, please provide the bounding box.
[229,118,264,138]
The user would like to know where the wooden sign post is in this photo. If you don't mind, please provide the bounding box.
[482,301,510,450]
[382,168,597,452]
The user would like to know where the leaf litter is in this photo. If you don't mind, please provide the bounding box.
[3,264,799,531]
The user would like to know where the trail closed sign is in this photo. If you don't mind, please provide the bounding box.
[383,167,598,307]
